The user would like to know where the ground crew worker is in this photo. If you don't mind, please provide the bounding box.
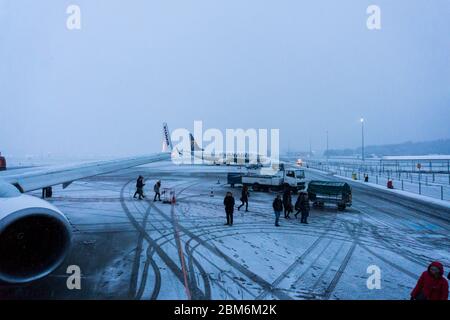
[237,185,249,212]
[295,192,310,224]
[272,195,283,227]
[282,189,293,219]
[153,180,161,201]
[223,192,235,226]
[411,261,448,300]
[133,176,145,200]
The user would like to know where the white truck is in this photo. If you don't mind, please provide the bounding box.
[228,165,306,193]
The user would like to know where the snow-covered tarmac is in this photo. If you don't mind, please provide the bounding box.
[1,161,449,300]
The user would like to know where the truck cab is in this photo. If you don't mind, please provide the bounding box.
[284,169,306,191]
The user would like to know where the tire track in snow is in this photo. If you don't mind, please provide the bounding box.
[255,214,338,300]
[120,180,206,299]
[149,201,293,300]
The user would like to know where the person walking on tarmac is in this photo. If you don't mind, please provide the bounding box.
[133,175,145,200]
[282,188,293,219]
[237,185,250,212]
[411,261,448,300]
[273,195,283,227]
[153,180,161,202]
[223,192,235,226]
[295,192,310,224]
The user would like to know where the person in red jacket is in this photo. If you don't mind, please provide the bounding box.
[411,261,448,300]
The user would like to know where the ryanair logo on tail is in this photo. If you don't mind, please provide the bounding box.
[163,123,172,152]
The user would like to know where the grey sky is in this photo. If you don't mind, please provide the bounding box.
[1,0,449,157]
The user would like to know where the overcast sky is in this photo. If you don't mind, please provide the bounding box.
[1,0,449,157]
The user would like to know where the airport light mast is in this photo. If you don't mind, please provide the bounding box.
[360,118,365,161]
[309,137,312,158]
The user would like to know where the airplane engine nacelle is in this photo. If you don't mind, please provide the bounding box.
[0,183,72,283]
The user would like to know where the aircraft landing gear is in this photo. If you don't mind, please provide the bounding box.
[42,186,53,198]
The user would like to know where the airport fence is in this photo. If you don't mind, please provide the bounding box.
[307,160,450,202]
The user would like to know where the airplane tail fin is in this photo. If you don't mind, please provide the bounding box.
[189,133,204,152]
[162,122,173,152]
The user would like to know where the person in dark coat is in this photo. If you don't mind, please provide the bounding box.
[294,194,301,217]
[153,180,161,201]
[223,192,235,226]
[295,192,310,224]
[133,175,145,200]
[237,185,249,212]
[272,195,283,227]
[282,189,293,219]
[411,261,448,300]
[387,179,394,189]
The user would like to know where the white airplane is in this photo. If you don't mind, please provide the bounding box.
[0,123,175,284]
[188,134,274,167]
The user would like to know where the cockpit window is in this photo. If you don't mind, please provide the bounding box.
[286,170,295,178]
[295,170,305,179]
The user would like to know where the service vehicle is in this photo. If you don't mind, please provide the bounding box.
[307,180,352,211]
[228,164,306,193]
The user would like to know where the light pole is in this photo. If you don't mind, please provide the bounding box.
[360,118,365,161]
[309,137,312,158]
[326,130,329,162]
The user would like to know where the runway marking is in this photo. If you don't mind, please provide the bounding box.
[171,203,192,300]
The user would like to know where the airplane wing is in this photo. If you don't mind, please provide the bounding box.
[0,152,171,193]
[0,123,174,193]
[0,123,176,284]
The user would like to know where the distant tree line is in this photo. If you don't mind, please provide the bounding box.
[324,139,450,157]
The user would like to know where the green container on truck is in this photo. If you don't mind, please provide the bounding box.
[307,180,352,211]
